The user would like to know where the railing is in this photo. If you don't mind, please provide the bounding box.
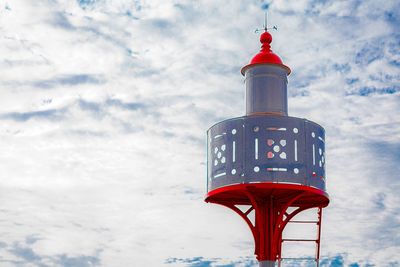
[207,115,326,192]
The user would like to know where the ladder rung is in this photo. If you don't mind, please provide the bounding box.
[281,257,317,261]
[282,238,317,242]
[289,220,319,223]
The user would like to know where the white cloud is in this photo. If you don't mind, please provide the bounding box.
[0,0,399,266]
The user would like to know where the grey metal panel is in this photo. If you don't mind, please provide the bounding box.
[245,65,288,116]
[243,116,306,185]
[208,118,244,190]
[207,116,326,192]
[305,120,326,191]
[259,261,276,267]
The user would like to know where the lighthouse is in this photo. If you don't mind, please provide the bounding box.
[205,28,329,267]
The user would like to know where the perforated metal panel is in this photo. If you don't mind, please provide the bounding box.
[207,115,326,192]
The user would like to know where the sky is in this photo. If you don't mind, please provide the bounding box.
[0,0,399,266]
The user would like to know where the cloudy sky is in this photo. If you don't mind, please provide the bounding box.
[0,0,399,266]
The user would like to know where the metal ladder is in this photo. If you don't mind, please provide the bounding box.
[278,207,323,267]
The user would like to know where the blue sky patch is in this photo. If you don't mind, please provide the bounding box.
[34,74,104,89]
[0,108,65,122]
[347,86,400,96]
[77,0,97,9]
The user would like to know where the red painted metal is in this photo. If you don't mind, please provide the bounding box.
[205,183,329,262]
[316,208,323,266]
[241,31,291,75]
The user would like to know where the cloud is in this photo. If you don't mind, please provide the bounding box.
[0,236,101,267]
[165,256,257,267]
[0,0,399,266]
[49,12,76,30]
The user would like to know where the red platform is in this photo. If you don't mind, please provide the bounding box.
[206,183,329,263]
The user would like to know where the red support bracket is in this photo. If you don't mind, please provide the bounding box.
[216,200,324,264]
[206,183,329,265]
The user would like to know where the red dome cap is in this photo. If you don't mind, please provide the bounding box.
[241,31,291,75]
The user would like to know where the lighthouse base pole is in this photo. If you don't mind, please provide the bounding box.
[259,260,276,267]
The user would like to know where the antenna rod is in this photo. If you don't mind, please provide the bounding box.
[264,9,268,31]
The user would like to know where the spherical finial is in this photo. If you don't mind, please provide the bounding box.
[260,31,272,52]
[260,31,272,45]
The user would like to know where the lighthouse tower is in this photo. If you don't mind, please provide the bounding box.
[205,29,329,266]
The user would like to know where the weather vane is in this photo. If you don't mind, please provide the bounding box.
[255,3,277,33]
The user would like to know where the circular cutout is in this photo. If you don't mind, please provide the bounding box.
[294,168,299,174]
[273,145,280,152]
[280,152,287,159]
[319,160,322,167]
[319,148,322,155]
[293,128,298,133]
[280,140,287,147]
[253,126,259,132]
[231,169,236,175]
[232,129,237,135]
[217,152,222,159]
[214,159,218,166]
[214,147,218,154]
[221,144,226,151]
[221,157,226,163]
[312,132,316,138]
[254,166,260,172]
